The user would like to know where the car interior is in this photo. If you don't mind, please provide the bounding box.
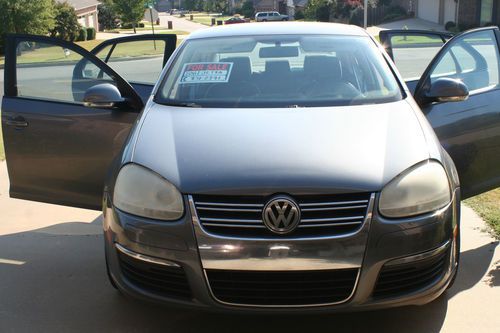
[166,37,402,107]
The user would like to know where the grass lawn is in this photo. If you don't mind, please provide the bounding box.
[465,188,500,239]
[185,13,234,26]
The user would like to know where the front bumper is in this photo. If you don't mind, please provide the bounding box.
[103,189,460,312]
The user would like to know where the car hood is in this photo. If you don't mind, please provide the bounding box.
[132,100,430,195]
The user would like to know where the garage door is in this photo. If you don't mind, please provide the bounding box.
[418,0,440,23]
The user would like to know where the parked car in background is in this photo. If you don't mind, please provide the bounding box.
[2,23,500,312]
[225,16,247,24]
[255,11,289,22]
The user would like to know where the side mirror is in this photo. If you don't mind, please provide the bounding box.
[424,78,469,103]
[83,83,125,108]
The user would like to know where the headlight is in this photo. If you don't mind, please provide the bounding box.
[379,161,451,218]
[113,164,184,220]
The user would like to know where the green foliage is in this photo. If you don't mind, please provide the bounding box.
[239,0,255,18]
[381,5,407,23]
[304,0,331,21]
[98,0,120,30]
[86,27,96,40]
[445,21,456,31]
[76,27,87,41]
[294,10,305,20]
[50,1,81,41]
[0,0,55,54]
[183,0,197,11]
[113,0,148,33]
[203,0,229,15]
[349,6,364,26]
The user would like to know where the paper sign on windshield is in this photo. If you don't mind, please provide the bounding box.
[178,62,233,84]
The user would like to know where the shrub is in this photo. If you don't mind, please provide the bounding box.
[445,21,456,31]
[240,0,255,18]
[86,27,96,40]
[294,10,305,20]
[98,1,119,30]
[349,6,364,26]
[76,27,87,41]
[50,1,80,41]
[121,22,145,29]
[382,5,407,23]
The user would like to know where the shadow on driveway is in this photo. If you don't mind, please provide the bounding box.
[0,216,497,333]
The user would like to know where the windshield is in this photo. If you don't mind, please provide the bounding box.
[157,34,403,108]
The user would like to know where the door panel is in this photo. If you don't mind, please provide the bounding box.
[415,28,500,199]
[379,30,452,92]
[91,34,177,102]
[1,34,144,210]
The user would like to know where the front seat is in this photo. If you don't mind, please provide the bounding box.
[206,57,259,101]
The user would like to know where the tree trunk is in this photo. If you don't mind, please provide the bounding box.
[133,22,137,33]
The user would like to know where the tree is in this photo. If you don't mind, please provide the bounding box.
[113,0,148,33]
[304,0,333,22]
[98,0,119,30]
[0,0,55,53]
[239,0,254,18]
[50,1,80,41]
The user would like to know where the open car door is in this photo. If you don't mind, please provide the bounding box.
[89,34,176,102]
[1,34,175,210]
[411,27,500,199]
[379,30,453,92]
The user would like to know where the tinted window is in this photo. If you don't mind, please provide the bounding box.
[390,34,446,80]
[16,41,117,103]
[430,30,500,91]
[158,35,402,108]
[94,40,166,84]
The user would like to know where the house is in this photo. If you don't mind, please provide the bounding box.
[254,0,287,14]
[409,0,497,28]
[286,0,308,18]
[456,0,500,27]
[60,0,100,29]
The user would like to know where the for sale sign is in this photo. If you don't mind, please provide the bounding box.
[178,62,233,84]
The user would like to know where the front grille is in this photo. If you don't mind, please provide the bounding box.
[117,250,192,300]
[192,193,371,238]
[206,268,359,306]
[372,248,449,299]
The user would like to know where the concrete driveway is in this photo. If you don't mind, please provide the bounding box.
[0,161,498,333]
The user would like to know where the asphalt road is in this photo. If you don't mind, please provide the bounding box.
[0,162,499,333]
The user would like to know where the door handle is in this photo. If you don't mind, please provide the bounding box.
[6,116,28,128]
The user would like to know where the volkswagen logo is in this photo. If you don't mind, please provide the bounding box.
[262,196,301,234]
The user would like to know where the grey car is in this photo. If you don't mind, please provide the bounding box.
[255,11,289,22]
[2,22,500,312]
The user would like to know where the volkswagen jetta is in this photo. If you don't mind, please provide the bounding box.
[3,23,500,311]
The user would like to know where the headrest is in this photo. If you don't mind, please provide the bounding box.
[220,57,252,81]
[265,60,291,75]
[304,56,341,79]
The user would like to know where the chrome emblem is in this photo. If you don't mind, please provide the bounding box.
[262,196,301,234]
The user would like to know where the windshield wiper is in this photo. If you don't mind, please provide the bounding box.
[164,102,202,108]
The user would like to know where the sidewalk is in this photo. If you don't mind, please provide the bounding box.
[367,17,447,36]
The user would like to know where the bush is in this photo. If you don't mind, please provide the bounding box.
[86,27,96,40]
[121,22,145,29]
[445,21,456,31]
[98,2,119,30]
[240,0,255,18]
[50,1,81,41]
[382,5,407,23]
[349,6,364,26]
[294,10,305,20]
[76,27,87,41]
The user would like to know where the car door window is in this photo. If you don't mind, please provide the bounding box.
[389,34,446,80]
[16,41,116,103]
[95,40,167,85]
[429,30,500,92]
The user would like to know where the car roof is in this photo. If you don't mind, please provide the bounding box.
[186,22,369,40]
